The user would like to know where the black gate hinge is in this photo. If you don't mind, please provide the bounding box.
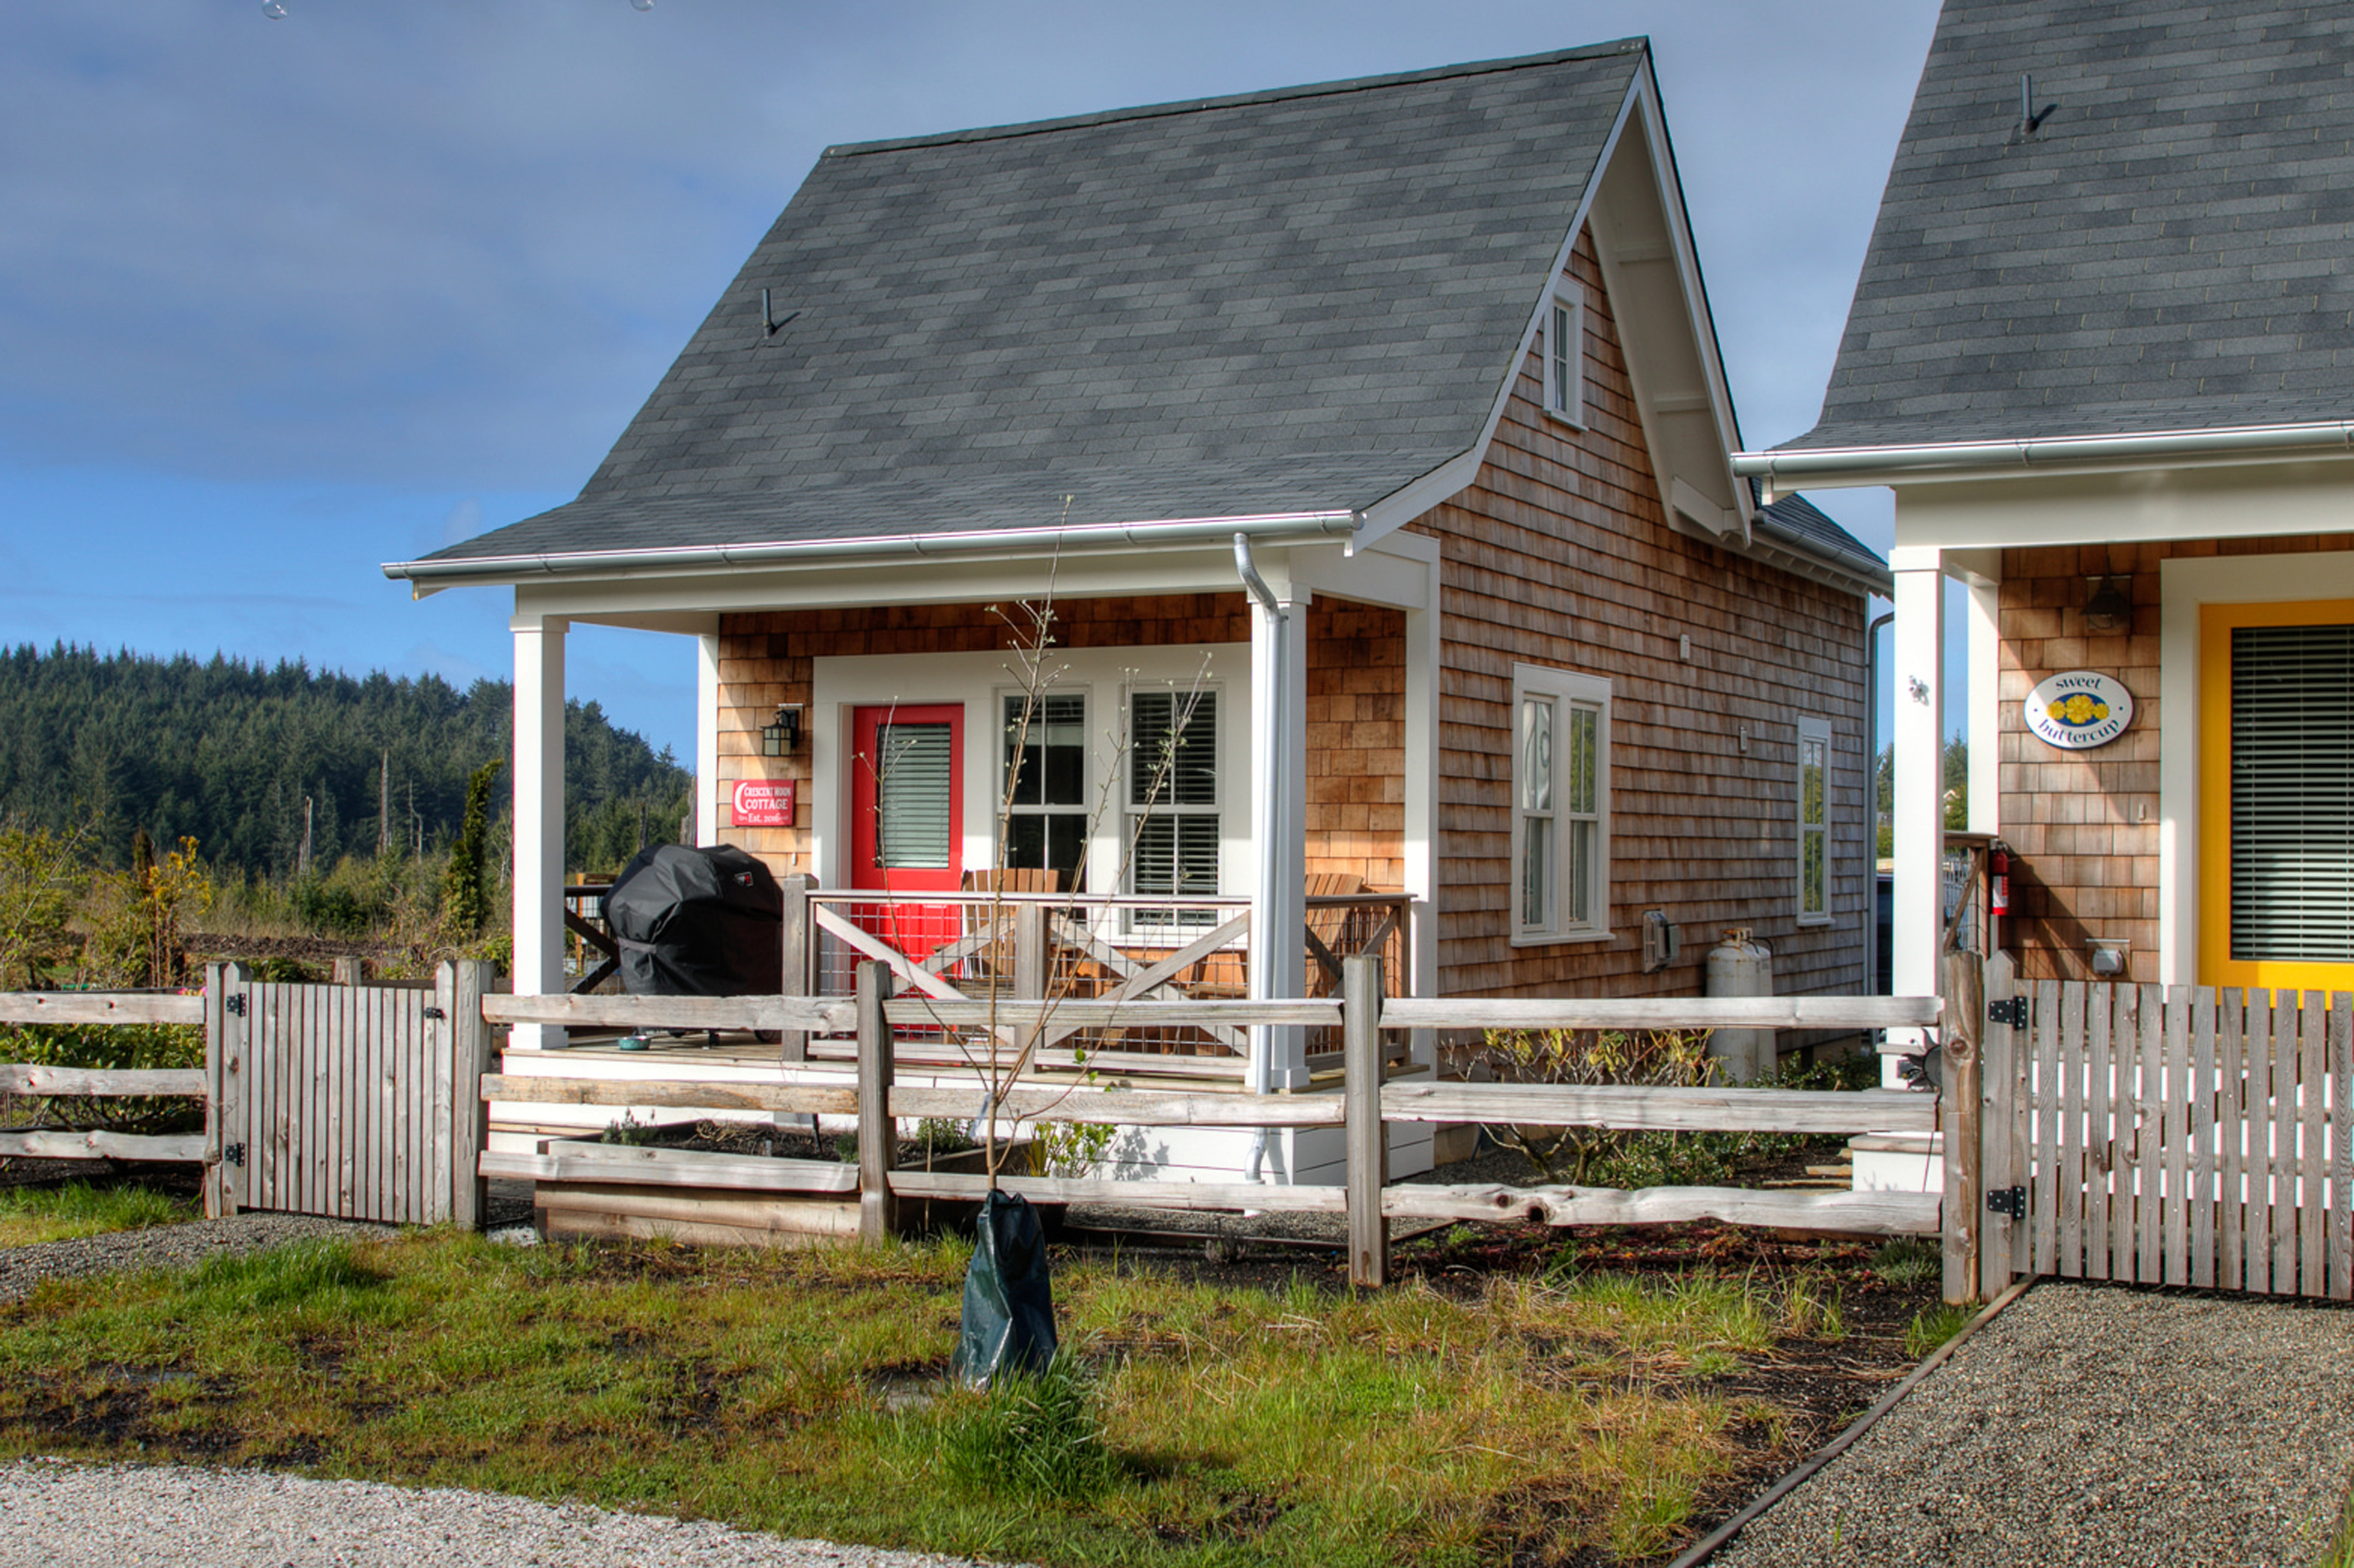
[1987,997,2028,1029]
[422,1006,447,1020]
[224,993,247,1017]
[1986,1185,2026,1221]
[223,1142,246,1169]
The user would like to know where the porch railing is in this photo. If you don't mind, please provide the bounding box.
[797,888,1411,1069]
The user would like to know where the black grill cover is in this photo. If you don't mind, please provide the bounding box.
[599,845,784,997]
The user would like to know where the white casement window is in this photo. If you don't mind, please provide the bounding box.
[1000,692,1087,890]
[1797,717,1832,926]
[1126,686,1221,905]
[1541,282,1586,428]
[1512,664,1610,942]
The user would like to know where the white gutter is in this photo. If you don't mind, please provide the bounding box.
[1734,420,2354,494]
[383,509,1361,586]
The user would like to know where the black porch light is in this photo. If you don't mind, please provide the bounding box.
[761,703,804,756]
[2082,575,2133,633]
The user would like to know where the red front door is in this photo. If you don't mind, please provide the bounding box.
[848,704,963,960]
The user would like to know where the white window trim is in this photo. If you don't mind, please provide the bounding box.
[992,685,1092,888]
[1540,282,1587,430]
[1796,716,1833,927]
[1511,663,1612,946]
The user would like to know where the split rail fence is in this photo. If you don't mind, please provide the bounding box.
[485,958,1944,1286]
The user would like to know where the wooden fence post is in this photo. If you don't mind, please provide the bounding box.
[1343,953,1387,1288]
[202,962,248,1220]
[856,959,897,1242]
[332,956,365,988]
[446,959,493,1231]
[1943,950,1985,1304]
[778,875,811,1064]
[1977,951,2019,1301]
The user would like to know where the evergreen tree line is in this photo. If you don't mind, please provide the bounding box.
[0,644,691,878]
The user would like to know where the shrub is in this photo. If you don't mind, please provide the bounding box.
[1903,1301,1977,1359]
[1472,1025,1716,1185]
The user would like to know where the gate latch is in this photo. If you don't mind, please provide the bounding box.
[422,1006,447,1020]
[1987,997,2028,1029]
[223,1143,247,1169]
[1986,1185,2026,1221]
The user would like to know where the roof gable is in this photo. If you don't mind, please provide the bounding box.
[420,45,1646,569]
[1784,1,2354,455]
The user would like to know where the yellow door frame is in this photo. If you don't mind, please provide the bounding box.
[2197,598,2354,990]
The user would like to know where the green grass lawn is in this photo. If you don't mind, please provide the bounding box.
[0,1230,1910,1565]
[0,1181,196,1248]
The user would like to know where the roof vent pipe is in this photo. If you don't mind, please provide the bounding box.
[2019,74,2054,136]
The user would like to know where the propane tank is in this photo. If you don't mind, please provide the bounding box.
[1703,929,1776,1082]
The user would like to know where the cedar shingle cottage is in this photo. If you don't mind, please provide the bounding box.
[389,42,1889,1176]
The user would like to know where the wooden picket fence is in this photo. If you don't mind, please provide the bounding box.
[1944,952,2354,1304]
[0,963,493,1226]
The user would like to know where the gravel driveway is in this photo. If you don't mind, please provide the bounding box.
[0,1460,1005,1568]
[1711,1281,2354,1568]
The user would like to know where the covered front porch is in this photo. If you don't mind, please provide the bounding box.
[494,525,1448,1180]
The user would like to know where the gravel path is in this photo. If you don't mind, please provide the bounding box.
[0,1213,398,1304]
[1712,1281,2354,1568]
[0,1459,1005,1568]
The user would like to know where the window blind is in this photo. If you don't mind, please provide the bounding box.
[2230,622,2354,962]
[875,721,953,869]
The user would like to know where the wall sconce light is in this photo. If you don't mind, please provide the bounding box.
[2083,575,2133,633]
[761,704,804,757]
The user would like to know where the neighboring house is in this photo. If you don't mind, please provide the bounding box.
[1736,2,2354,1114]
[388,41,1888,1177]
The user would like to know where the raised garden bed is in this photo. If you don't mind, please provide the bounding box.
[531,1119,1025,1248]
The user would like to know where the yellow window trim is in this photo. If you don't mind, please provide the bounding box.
[2198,598,2354,990]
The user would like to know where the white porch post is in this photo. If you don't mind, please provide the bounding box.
[1248,583,1310,1094]
[511,613,567,1052]
[1889,550,1947,1069]
[1401,595,1440,1068]
[1966,574,2002,837]
[696,632,722,847]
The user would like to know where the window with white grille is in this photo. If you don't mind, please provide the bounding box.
[1797,717,1831,925]
[1512,664,1610,942]
[1127,688,1220,901]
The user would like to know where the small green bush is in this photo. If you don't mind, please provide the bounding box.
[1871,1238,1941,1286]
[934,1359,1119,1502]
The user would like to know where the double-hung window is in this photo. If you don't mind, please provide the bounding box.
[1001,693,1087,890]
[1127,687,1220,910]
[1542,282,1586,428]
[1797,717,1831,925]
[1512,665,1609,942]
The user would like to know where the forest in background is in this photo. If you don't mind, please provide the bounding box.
[0,643,689,879]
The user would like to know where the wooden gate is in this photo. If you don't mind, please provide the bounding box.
[1966,953,2352,1301]
[208,962,490,1227]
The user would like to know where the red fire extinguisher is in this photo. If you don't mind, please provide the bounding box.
[1989,847,2012,916]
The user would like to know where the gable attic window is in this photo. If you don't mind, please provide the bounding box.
[1542,282,1587,429]
[1512,663,1611,943]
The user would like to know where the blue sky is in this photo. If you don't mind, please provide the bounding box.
[3,0,1951,763]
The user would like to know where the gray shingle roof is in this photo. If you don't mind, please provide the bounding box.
[1755,491,1888,588]
[421,44,1647,567]
[1783,2,2354,453]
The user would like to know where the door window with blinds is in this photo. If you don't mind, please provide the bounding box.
[1512,664,1611,942]
[1000,693,1087,890]
[874,720,955,869]
[1126,687,1221,911]
[2200,601,2354,987]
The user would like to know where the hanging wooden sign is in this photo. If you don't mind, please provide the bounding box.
[2024,671,2134,750]
[731,779,796,826]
